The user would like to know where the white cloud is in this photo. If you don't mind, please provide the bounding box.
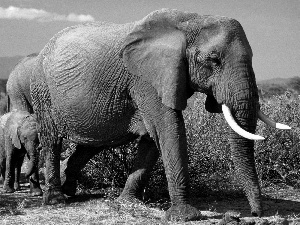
[0,6,95,22]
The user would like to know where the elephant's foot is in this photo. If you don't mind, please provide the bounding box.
[165,204,204,222]
[30,187,43,196]
[14,183,21,191]
[61,179,77,197]
[251,208,263,217]
[3,185,15,193]
[29,178,43,196]
[249,199,263,217]
[43,189,66,205]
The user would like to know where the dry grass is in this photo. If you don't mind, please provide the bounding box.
[0,191,165,225]
[1,182,300,225]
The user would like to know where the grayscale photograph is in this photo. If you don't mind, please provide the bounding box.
[0,0,299,224]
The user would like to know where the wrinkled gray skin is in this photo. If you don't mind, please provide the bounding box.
[6,53,72,190]
[0,110,42,196]
[6,53,38,114]
[5,53,42,195]
[31,9,262,221]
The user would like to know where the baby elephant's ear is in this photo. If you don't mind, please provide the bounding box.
[121,11,188,110]
[10,124,21,149]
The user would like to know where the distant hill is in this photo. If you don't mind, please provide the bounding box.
[0,55,23,80]
[257,76,300,98]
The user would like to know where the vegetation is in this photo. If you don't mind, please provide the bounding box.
[0,92,7,115]
[257,76,300,98]
[0,79,7,95]
[256,92,300,188]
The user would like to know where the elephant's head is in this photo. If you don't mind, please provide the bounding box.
[8,111,40,178]
[121,9,290,216]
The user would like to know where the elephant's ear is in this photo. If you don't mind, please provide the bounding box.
[121,11,188,110]
[10,123,21,149]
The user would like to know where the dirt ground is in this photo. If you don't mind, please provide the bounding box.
[1,175,300,224]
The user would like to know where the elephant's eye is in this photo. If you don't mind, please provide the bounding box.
[208,54,221,67]
[195,52,204,62]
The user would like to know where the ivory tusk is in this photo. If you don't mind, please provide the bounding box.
[222,104,265,140]
[258,110,291,130]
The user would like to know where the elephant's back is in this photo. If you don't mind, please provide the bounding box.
[41,21,134,82]
[6,54,37,111]
[37,22,139,144]
[7,55,37,91]
[41,21,135,103]
[43,22,133,58]
[40,21,134,101]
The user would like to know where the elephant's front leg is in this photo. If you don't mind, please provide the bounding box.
[118,135,159,202]
[43,137,66,204]
[159,110,202,222]
[3,153,16,193]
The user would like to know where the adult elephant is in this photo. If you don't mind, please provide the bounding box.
[30,9,290,221]
[0,110,42,196]
[6,53,38,113]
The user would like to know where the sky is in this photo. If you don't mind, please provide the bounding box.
[0,0,299,81]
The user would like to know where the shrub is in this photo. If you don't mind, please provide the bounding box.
[255,91,300,187]
[0,92,7,115]
[184,94,235,195]
[78,141,138,191]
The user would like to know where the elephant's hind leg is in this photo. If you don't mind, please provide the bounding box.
[42,136,65,204]
[118,135,159,202]
[31,66,66,203]
[61,145,101,196]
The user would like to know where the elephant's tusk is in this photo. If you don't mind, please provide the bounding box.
[258,110,291,130]
[222,104,265,140]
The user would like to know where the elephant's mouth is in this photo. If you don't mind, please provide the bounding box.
[222,104,291,140]
[205,94,222,113]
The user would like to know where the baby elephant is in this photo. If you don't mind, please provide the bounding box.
[0,110,42,196]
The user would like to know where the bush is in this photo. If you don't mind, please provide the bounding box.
[184,94,236,195]
[0,92,7,115]
[255,91,300,187]
[78,141,138,191]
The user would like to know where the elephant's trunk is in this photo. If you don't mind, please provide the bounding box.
[229,131,262,216]
[220,62,262,216]
[25,144,39,178]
